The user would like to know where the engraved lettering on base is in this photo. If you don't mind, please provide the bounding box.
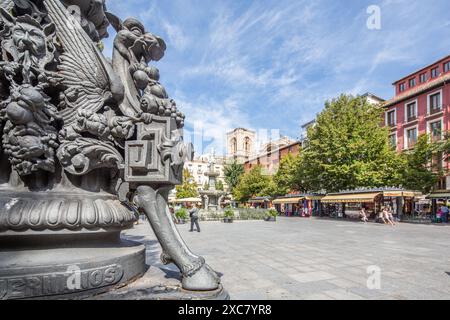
[0,265,124,300]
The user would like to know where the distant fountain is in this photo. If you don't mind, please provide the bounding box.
[199,152,227,211]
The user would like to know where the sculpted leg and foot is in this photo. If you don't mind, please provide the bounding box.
[135,185,220,291]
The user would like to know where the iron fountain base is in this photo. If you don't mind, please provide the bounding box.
[0,230,229,300]
[0,232,146,300]
[0,235,229,300]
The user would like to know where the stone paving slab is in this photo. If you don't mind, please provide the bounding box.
[123,217,450,300]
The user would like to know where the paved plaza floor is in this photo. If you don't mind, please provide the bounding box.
[122,217,450,300]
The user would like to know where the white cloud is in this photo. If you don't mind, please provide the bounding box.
[177,94,252,156]
[162,21,189,51]
[102,0,450,156]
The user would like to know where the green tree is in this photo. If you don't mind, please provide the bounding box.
[203,181,210,191]
[400,134,442,193]
[436,132,450,167]
[176,169,199,199]
[290,154,313,193]
[224,160,244,192]
[298,94,403,192]
[216,180,224,191]
[233,166,271,202]
[261,177,278,198]
[273,153,300,195]
[437,132,450,154]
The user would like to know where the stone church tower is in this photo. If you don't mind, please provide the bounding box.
[226,128,256,163]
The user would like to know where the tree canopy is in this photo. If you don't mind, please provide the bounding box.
[224,160,244,192]
[225,94,450,198]
[400,134,442,193]
[175,169,199,199]
[233,166,272,202]
[273,153,301,195]
[216,180,224,191]
[298,94,403,192]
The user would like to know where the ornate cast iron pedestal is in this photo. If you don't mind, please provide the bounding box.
[0,0,225,300]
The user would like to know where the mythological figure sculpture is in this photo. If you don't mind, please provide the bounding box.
[0,0,221,299]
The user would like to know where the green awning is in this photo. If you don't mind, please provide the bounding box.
[427,193,450,199]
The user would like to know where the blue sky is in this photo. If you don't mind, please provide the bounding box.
[104,0,450,155]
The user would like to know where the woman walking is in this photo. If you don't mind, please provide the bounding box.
[359,207,369,223]
[383,207,395,226]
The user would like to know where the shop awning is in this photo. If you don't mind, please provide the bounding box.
[404,191,422,198]
[427,192,450,199]
[305,196,325,201]
[273,197,304,204]
[382,191,403,197]
[321,192,381,203]
[248,199,270,203]
[416,196,431,204]
[383,191,421,197]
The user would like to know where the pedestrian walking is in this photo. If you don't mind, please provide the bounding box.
[440,204,449,223]
[437,206,443,223]
[377,209,387,224]
[386,206,396,226]
[359,207,369,223]
[381,207,394,226]
[189,203,201,232]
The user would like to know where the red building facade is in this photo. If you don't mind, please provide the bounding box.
[384,55,450,189]
[244,141,301,175]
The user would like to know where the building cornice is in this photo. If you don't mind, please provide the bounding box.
[392,54,450,85]
[384,73,450,108]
